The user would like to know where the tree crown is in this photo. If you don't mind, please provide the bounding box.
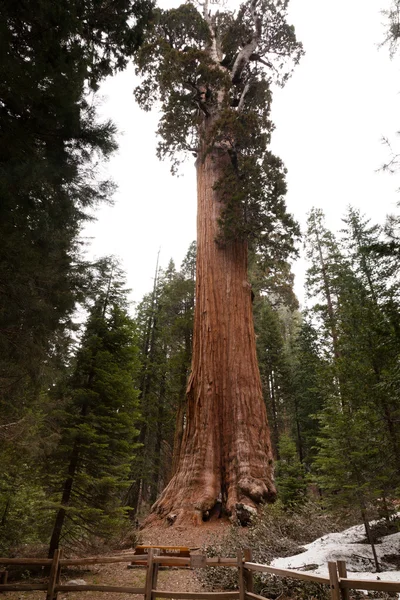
[134,0,302,262]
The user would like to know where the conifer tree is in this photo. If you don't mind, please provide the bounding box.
[315,399,395,573]
[47,261,140,556]
[287,320,326,466]
[134,0,302,525]
[339,209,400,472]
[254,298,290,458]
[129,245,195,517]
[305,209,346,364]
[305,208,400,513]
[275,433,307,508]
[0,0,152,438]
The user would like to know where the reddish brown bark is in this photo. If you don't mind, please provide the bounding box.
[147,143,276,526]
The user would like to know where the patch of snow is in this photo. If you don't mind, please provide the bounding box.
[270,520,400,583]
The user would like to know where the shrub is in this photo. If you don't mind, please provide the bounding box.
[198,501,348,596]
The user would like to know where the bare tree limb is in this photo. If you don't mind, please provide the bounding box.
[237,81,251,111]
[0,418,25,430]
[231,0,262,83]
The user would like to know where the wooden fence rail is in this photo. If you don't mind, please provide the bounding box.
[0,548,399,599]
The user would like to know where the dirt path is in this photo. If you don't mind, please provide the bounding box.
[4,521,229,600]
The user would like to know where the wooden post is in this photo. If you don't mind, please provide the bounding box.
[190,555,207,569]
[46,549,61,600]
[337,560,349,600]
[145,548,155,600]
[152,550,159,596]
[237,550,245,600]
[0,570,8,584]
[54,548,63,600]
[243,548,254,594]
[328,561,340,600]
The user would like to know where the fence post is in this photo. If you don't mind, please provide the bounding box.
[0,570,8,585]
[243,548,254,594]
[145,548,155,600]
[328,561,340,600]
[152,550,159,595]
[46,549,61,600]
[337,560,349,600]
[54,548,63,600]
[237,550,245,600]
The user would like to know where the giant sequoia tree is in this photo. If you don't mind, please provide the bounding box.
[135,0,302,524]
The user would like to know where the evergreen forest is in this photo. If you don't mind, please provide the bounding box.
[1,0,400,564]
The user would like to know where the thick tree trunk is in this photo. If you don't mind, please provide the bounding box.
[147,146,276,526]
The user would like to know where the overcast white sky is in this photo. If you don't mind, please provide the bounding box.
[83,0,400,308]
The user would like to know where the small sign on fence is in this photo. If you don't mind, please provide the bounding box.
[131,546,191,567]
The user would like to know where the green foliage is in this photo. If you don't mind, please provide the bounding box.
[134,0,302,261]
[0,0,153,437]
[216,150,300,267]
[304,207,400,517]
[252,265,324,468]
[0,405,56,553]
[0,483,51,554]
[315,399,393,511]
[46,261,141,552]
[286,320,326,466]
[275,434,307,507]
[0,0,153,551]
[254,297,290,454]
[199,501,342,597]
[129,243,196,515]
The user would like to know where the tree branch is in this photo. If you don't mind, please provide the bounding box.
[249,53,273,69]
[237,81,251,111]
[0,418,25,430]
[231,0,261,83]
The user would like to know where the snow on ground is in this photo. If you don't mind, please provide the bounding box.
[270,520,400,582]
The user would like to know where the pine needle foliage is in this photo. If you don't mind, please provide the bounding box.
[47,262,140,555]
[133,0,302,265]
[0,0,153,437]
[275,433,307,508]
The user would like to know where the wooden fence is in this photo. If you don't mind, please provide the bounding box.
[1,548,400,600]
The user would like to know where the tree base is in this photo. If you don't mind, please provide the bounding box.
[143,482,276,528]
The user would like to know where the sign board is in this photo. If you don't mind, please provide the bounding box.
[130,546,191,567]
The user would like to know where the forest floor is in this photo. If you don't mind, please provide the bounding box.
[5,515,400,600]
[3,519,230,600]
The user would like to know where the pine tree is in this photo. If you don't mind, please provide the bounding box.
[339,208,400,473]
[47,261,140,556]
[254,298,290,458]
[128,245,196,517]
[287,319,326,467]
[305,208,400,523]
[0,1,153,544]
[275,434,307,508]
[304,209,347,365]
[0,0,152,439]
[315,398,395,573]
